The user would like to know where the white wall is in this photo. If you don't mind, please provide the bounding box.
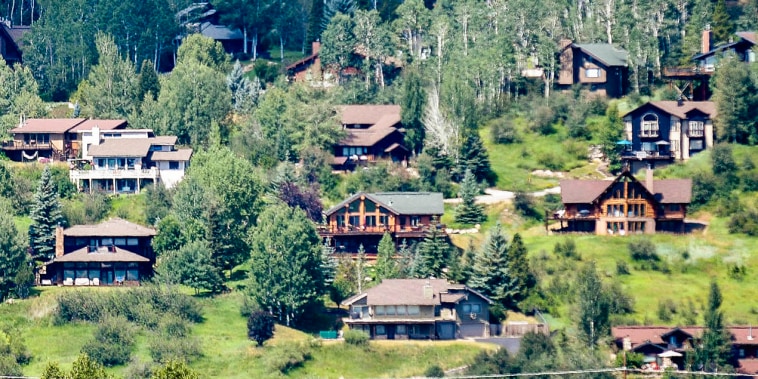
[157,161,188,189]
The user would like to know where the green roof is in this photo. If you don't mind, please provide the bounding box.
[574,43,628,67]
[325,192,444,216]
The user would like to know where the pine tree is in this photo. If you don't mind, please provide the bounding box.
[694,281,733,371]
[397,239,419,278]
[456,130,493,184]
[505,233,533,308]
[307,0,326,47]
[321,238,338,287]
[455,169,485,225]
[0,212,27,301]
[356,244,366,293]
[402,66,427,155]
[28,165,64,261]
[227,60,260,114]
[469,222,516,307]
[375,233,397,281]
[711,0,735,44]
[416,219,451,278]
[137,59,160,101]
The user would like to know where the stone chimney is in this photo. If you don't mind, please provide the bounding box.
[646,166,654,193]
[54,225,65,258]
[422,281,433,299]
[702,25,712,54]
[312,40,321,55]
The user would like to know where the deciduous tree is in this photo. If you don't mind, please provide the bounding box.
[693,281,734,371]
[79,33,139,119]
[247,311,276,347]
[576,261,610,348]
[0,211,27,301]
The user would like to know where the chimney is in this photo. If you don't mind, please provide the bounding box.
[422,281,433,300]
[54,225,65,258]
[559,38,572,50]
[312,40,321,55]
[749,325,754,341]
[92,125,101,143]
[623,336,632,351]
[702,25,712,54]
[646,165,654,193]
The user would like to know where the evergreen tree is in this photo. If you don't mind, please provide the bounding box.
[455,169,485,225]
[576,261,610,348]
[323,0,357,29]
[137,59,160,101]
[375,232,397,280]
[469,222,516,307]
[28,166,64,261]
[401,65,427,155]
[248,204,326,326]
[416,219,451,278]
[356,243,366,293]
[397,239,419,278]
[711,0,735,44]
[456,130,493,184]
[307,0,326,47]
[712,55,758,144]
[320,238,338,287]
[600,104,625,173]
[505,233,533,308]
[0,212,27,301]
[227,60,260,114]
[331,253,357,305]
[694,281,734,371]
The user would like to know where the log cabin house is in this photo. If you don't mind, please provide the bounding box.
[554,170,691,235]
[319,192,444,255]
[342,279,493,340]
[40,218,156,286]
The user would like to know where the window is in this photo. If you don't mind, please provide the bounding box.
[386,305,396,316]
[396,305,406,315]
[641,114,659,137]
[169,161,179,170]
[365,216,376,227]
[127,158,137,169]
[396,325,407,334]
[690,139,704,150]
[376,325,386,335]
[671,121,680,132]
[364,201,376,212]
[101,238,113,246]
[379,215,388,226]
[740,349,746,358]
[471,304,481,313]
[669,204,681,212]
[127,238,139,246]
[689,121,704,137]
[349,215,360,227]
[672,140,680,152]
[410,216,420,226]
[407,305,420,315]
[585,68,601,78]
[375,306,385,316]
[641,142,656,152]
[114,238,126,246]
[462,304,471,313]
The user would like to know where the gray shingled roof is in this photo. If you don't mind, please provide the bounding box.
[64,218,156,237]
[342,279,492,306]
[54,246,150,263]
[200,22,243,40]
[324,192,444,216]
[574,43,628,67]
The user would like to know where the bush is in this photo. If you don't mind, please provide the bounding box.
[530,106,557,135]
[536,151,563,171]
[151,360,199,379]
[553,239,579,260]
[148,336,202,364]
[248,311,276,347]
[657,299,677,322]
[616,260,630,275]
[513,192,541,220]
[628,239,659,262]
[490,118,520,144]
[728,209,758,236]
[264,342,312,374]
[425,365,445,377]
[343,329,369,347]
[124,359,153,379]
[81,316,135,366]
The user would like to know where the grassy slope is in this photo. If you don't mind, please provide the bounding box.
[3,288,491,378]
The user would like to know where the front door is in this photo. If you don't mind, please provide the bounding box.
[386,325,396,340]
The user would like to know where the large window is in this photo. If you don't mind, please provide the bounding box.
[585,68,601,78]
[689,121,704,137]
[690,139,704,150]
[641,114,659,137]
[365,216,376,227]
[376,325,386,335]
[407,305,420,315]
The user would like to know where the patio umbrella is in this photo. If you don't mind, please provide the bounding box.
[616,140,633,145]
[658,350,682,358]
[655,140,670,145]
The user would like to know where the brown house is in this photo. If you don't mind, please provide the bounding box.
[2,118,128,162]
[554,170,691,234]
[332,104,408,169]
[558,40,629,98]
[343,279,493,340]
[613,326,758,375]
[41,218,156,286]
[286,41,323,83]
[0,23,28,65]
[320,192,444,255]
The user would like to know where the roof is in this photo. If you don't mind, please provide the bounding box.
[69,119,128,132]
[613,326,758,347]
[152,136,178,145]
[286,53,318,71]
[199,22,242,40]
[54,246,150,263]
[151,149,193,161]
[64,218,156,237]
[2,24,29,50]
[88,138,152,157]
[325,192,444,216]
[342,279,492,306]
[626,101,717,119]
[341,105,401,125]
[573,43,628,66]
[560,173,692,204]
[736,31,757,44]
[10,118,86,134]
[738,359,758,375]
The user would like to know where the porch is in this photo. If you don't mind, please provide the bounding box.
[71,168,159,194]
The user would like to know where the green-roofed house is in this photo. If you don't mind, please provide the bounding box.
[558,39,630,98]
[320,192,445,255]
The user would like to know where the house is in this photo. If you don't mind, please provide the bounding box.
[694,27,756,73]
[40,218,156,286]
[332,105,408,169]
[612,325,758,375]
[342,279,493,340]
[557,40,630,98]
[286,41,325,84]
[554,170,692,234]
[621,100,716,171]
[1,118,128,162]
[0,22,28,65]
[319,192,444,255]
[69,136,192,193]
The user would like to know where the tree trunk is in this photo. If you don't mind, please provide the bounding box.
[243,28,249,55]
[252,31,258,61]
[279,34,284,61]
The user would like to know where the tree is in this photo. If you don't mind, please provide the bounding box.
[323,0,357,28]
[138,59,160,101]
[177,34,230,73]
[79,33,139,119]
[320,13,357,81]
[457,130,493,184]
[693,281,734,371]
[712,55,758,144]
[416,219,451,278]
[248,204,325,326]
[152,215,186,257]
[455,169,485,225]
[402,66,426,154]
[505,233,533,308]
[28,166,64,261]
[375,232,397,280]
[157,241,224,294]
[356,243,366,293]
[68,354,112,379]
[320,239,338,288]
[247,311,276,346]
[227,60,261,114]
[711,143,739,191]
[711,0,734,44]
[393,0,430,59]
[331,253,357,305]
[0,212,27,301]
[215,0,269,58]
[0,57,46,137]
[151,360,200,379]
[576,261,610,348]
[469,222,516,306]
[144,183,172,226]
[396,239,420,278]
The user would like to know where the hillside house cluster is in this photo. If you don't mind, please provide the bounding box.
[343,279,493,340]
[40,218,156,286]
[554,170,692,235]
[613,326,758,376]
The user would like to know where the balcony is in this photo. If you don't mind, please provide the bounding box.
[70,167,159,181]
[318,224,438,238]
[1,140,53,150]
[662,66,713,79]
[621,150,674,160]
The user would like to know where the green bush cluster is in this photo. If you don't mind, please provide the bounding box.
[81,316,135,366]
[0,330,31,376]
[263,342,312,374]
[343,329,369,347]
[148,316,201,364]
[728,208,758,236]
[55,286,203,327]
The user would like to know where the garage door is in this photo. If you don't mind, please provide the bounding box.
[460,323,486,338]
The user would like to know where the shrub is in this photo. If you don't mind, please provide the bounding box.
[657,299,677,322]
[616,352,645,368]
[728,209,758,236]
[81,316,135,366]
[150,360,199,379]
[628,239,659,262]
[343,329,369,347]
[490,118,520,144]
[616,260,630,275]
[248,311,276,347]
[425,365,445,377]
[264,342,312,374]
[553,239,579,260]
[530,106,556,135]
[148,336,202,364]
[536,151,563,171]
[124,359,153,379]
